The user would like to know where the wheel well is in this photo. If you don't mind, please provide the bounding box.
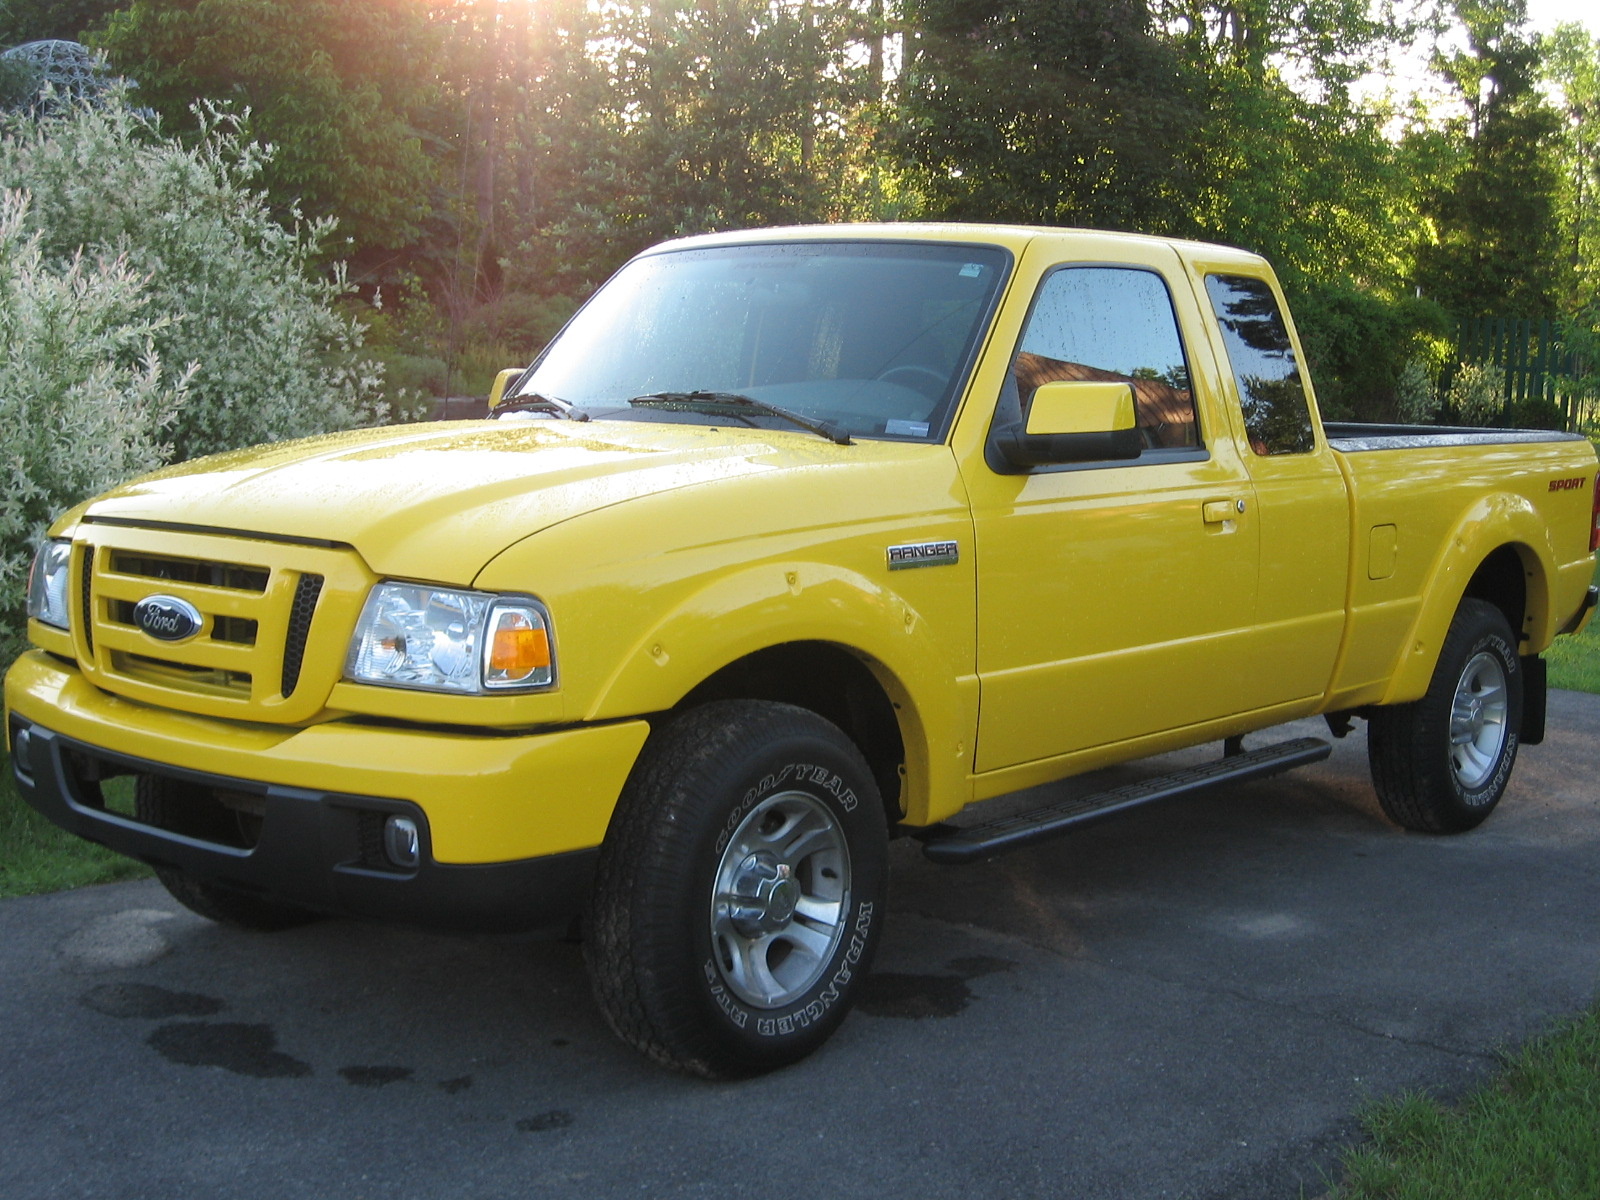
[676,643,907,822]
[1463,545,1529,645]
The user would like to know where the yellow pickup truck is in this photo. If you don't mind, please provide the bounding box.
[9,225,1598,1077]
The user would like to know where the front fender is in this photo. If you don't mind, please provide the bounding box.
[581,560,975,824]
[472,450,981,827]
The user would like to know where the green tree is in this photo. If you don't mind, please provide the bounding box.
[893,0,1198,231]
[1412,0,1565,318]
[1159,0,1421,294]
[93,0,451,279]
[0,0,122,44]
[1543,22,1600,313]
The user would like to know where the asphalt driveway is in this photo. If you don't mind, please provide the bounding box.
[3,691,1597,1200]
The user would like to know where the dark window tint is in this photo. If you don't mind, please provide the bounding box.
[1204,274,1314,456]
[1011,267,1198,450]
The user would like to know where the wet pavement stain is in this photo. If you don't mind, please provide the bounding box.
[81,983,225,1020]
[857,955,1017,1019]
[339,1066,413,1088]
[858,972,972,1019]
[438,1075,474,1094]
[946,954,1017,980]
[517,1110,575,1133]
[147,1022,312,1078]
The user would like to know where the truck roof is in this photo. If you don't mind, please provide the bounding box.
[650,222,1270,271]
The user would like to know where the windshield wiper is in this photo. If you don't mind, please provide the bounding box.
[628,391,851,445]
[496,391,590,422]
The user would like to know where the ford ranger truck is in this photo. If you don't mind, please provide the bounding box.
[8,225,1598,1078]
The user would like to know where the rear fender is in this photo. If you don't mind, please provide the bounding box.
[1382,494,1555,705]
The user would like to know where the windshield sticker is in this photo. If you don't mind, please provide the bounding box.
[959,263,984,278]
[885,419,931,438]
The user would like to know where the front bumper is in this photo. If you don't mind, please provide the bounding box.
[6,651,650,933]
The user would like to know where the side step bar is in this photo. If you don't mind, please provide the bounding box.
[917,736,1332,865]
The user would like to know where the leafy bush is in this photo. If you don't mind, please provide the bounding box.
[1291,282,1452,422]
[0,190,189,663]
[0,95,386,463]
[0,56,39,112]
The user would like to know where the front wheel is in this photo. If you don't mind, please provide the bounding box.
[1368,598,1524,832]
[586,701,888,1078]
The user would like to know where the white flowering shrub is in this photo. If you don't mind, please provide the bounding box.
[0,97,388,660]
[1393,357,1439,424]
[1447,362,1507,427]
[0,97,386,463]
[0,190,189,663]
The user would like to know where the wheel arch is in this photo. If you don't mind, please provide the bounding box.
[674,642,912,827]
[1383,494,1557,704]
[579,560,974,829]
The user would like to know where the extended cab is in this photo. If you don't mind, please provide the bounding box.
[9,225,1599,1077]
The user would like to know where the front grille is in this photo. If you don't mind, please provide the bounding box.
[110,551,268,593]
[110,651,253,695]
[75,523,366,722]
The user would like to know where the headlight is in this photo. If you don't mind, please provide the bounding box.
[344,583,556,694]
[26,540,72,631]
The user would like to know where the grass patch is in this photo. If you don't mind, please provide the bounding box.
[1546,555,1600,694]
[0,752,150,899]
[1330,1007,1600,1199]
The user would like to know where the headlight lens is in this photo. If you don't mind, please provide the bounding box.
[26,540,73,631]
[345,583,555,694]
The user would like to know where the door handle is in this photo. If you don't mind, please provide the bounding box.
[1203,498,1246,524]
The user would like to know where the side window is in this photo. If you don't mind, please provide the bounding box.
[1204,274,1315,456]
[1010,267,1198,451]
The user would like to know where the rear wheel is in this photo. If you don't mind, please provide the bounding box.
[135,776,321,931]
[586,700,887,1078]
[1368,598,1524,832]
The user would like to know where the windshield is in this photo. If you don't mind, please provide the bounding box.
[516,240,1011,441]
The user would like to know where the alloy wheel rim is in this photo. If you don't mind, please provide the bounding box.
[709,791,851,1009]
[1449,649,1509,792]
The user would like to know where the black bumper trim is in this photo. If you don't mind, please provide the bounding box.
[9,716,596,935]
[1562,585,1599,635]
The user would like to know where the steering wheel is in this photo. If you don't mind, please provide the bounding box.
[874,365,947,397]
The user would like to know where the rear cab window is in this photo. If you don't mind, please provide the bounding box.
[1203,274,1316,456]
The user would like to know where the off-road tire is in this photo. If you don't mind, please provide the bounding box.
[136,776,321,931]
[1368,598,1524,833]
[586,700,888,1079]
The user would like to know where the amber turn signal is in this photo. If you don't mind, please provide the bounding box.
[485,605,554,688]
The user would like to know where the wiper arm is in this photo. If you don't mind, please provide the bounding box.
[496,391,590,422]
[629,391,851,446]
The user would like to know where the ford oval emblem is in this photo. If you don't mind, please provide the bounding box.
[132,594,204,643]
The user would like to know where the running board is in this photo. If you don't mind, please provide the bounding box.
[917,736,1332,865]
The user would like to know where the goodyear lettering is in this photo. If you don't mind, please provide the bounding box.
[716,761,860,853]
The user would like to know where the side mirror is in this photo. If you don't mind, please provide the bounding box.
[993,381,1143,469]
[487,367,524,411]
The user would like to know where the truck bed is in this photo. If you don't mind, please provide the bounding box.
[1323,422,1589,453]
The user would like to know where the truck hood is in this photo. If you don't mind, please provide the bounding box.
[80,419,856,582]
